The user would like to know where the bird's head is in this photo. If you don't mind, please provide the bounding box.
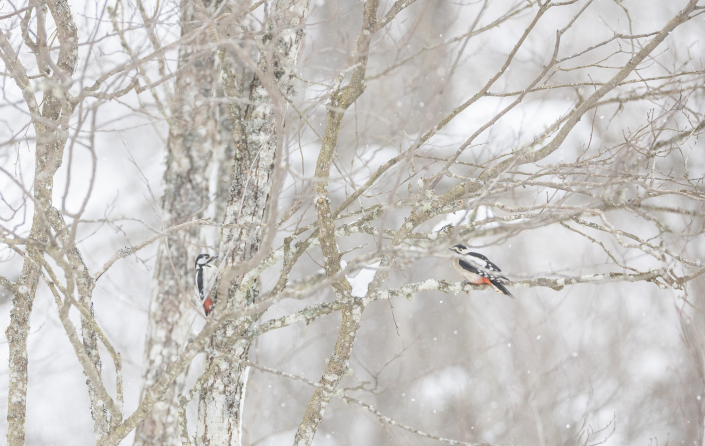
[195,253,218,269]
[449,244,470,255]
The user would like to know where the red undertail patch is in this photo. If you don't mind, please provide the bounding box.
[204,297,214,316]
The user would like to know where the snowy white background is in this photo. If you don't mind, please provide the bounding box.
[1,0,705,444]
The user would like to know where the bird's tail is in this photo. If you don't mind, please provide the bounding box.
[492,280,514,299]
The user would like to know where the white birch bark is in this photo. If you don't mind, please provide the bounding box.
[195,0,311,443]
[133,0,220,444]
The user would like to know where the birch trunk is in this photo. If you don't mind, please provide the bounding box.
[195,0,311,443]
[133,0,220,443]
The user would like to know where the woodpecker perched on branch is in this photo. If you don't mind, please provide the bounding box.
[449,244,514,298]
[195,253,219,315]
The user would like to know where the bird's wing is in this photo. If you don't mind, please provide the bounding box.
[196,268,204,300]
[458,258,482,274]
[463,255,509,282]
[466,252,502,272]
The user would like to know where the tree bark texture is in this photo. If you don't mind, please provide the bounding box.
[1,0,82,443]
[195,0,311,443]
[293,0,378,443]
[133,0,220,444]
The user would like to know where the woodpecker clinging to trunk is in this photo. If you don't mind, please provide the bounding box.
[449,244,514,298]
[195,253,219,315]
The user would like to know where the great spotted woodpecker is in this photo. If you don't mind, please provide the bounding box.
[449,244,514,298]
[195,253,219,315]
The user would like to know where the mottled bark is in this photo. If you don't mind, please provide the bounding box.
[5,232,42,446]
[1,1,80,444]
[195,0,311,443]
[133,1,219,444]
[213,96,236,244]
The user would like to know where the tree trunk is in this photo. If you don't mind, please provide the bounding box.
[133,0,220,443]
[195,0,311,443]
[2,0,82,443]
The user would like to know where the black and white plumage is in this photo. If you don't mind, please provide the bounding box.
[195,253,219,315]
[449,244,514,298]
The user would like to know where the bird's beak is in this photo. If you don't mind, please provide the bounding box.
[205,256,219,266]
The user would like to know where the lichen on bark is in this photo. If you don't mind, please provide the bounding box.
[194,0,312,443]
[133,1,220,444]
